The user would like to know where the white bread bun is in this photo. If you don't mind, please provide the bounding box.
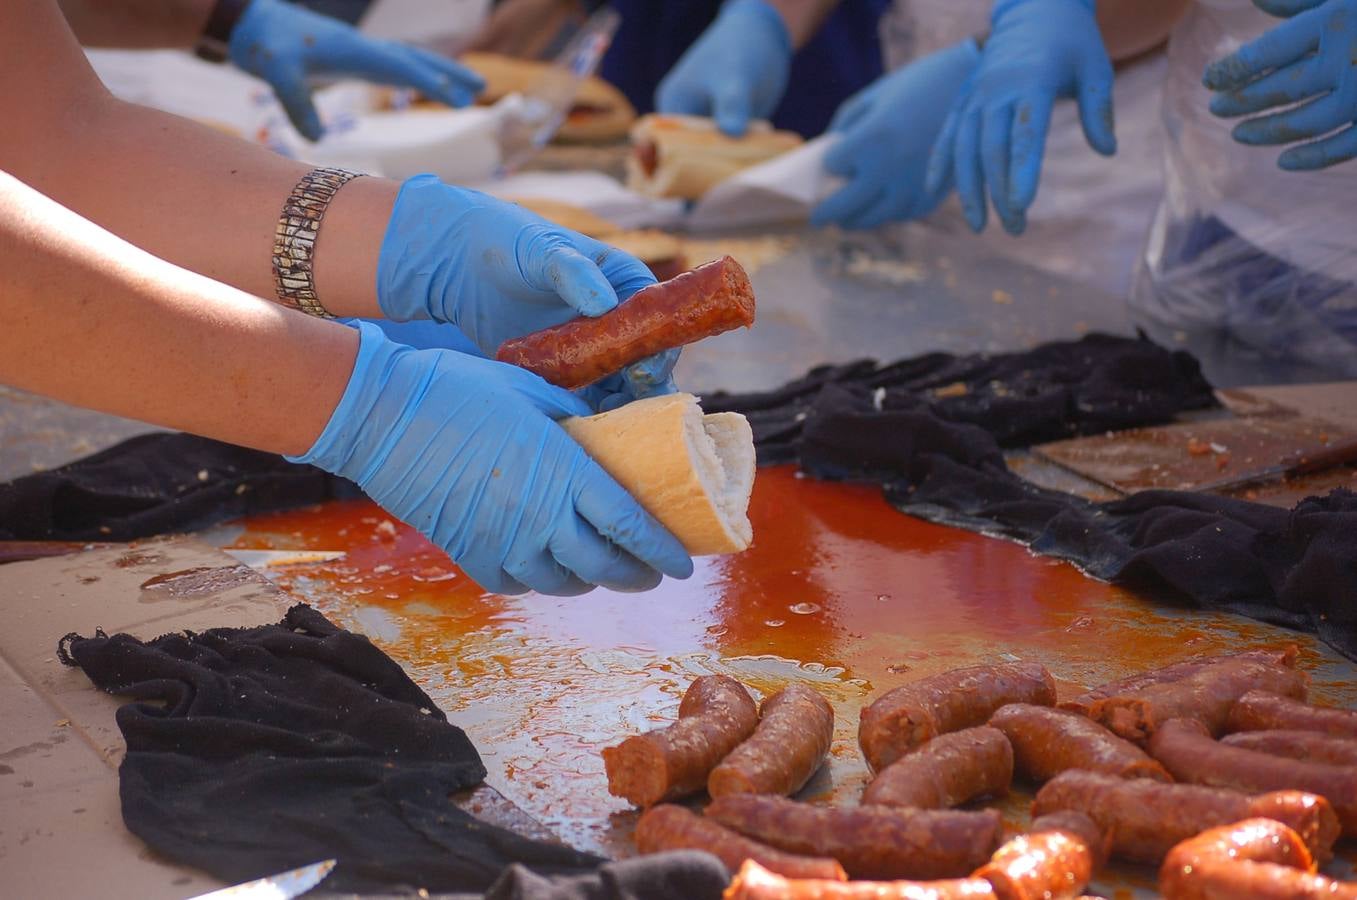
[561,393,754,556]
[505,196,621,238]
[459,52,636,144]
[625,114,803,200]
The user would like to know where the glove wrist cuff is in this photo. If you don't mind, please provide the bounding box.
[721,0,793,56]
[991,0,1094,25]
[377,174,463,325]
[286,321,399,474]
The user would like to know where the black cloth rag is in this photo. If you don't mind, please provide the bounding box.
[58,604,611,895]
[704,331,1219,464]
[0,432,357,541]
[708,335,1357,662]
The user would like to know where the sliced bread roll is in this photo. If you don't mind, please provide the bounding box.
[626,114,803,200]
[561,393,754,556]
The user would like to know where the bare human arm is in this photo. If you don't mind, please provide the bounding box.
[56,0,210,48]
[0,169,694,595]
[766,0,840,49]
[1096,0,1195,63]
[3,0,395,319]
[0,170,352,457]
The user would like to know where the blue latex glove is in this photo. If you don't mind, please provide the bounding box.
[924,0,1116,236]
[228,0,485,141]
[291,322,694,595]
[1204,0,1357,170]
[377,175,679,410]
[654,0,793,137]
[811,40,981,231]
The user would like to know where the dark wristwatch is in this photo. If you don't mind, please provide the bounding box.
[195,0,255,63]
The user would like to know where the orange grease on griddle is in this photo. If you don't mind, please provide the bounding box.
[224,465,1354,862]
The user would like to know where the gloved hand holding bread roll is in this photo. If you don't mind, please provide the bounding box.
[497,256,759,556]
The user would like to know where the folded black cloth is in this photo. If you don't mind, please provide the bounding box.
[58,605,611,895]
[481,852,730,900]
[711,337,1357,662]
[705,332,1219,464]
[0,432,355,541]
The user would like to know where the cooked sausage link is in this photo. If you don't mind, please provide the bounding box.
[1228,690,1357,738]
[1060,647,1298,717]
[1089,658,1308,743]
[634,805,846,881]
[1148,717,1357,835]
[496,255,755,389]
[974,823,1097,900]
[1158,818,1357,900]
[723,860,999,900]
[603,674,758,807]
[1222,729,1357,766]
[707,794,1004,880]
[988,703,1170,783]
[859,663,1055,773]
[1031,769,1339,864]
[710,683,835,799]
[861,726,1013,809]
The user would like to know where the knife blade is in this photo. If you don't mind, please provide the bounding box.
[186,859,336,899]
[1196,435,1357,494]
[222,549,346,569]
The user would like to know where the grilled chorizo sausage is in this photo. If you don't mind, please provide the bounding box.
[709,683,835,799]
[1228,690,1357,739]
[1158,818,1357,900]
[988,703,1170,783]
[861,726,1013,809]
[1221,729,1357,766]
[1089,658,1308,743]
[973,812,1104,900]
[859,663,1056,773]
[496,255,755,389]
[1060,647,1298,717]
[603,674,758,807]
[1148,717,1357,835]
[723,861,998,900]
[1031,769,1339,864]
[706,794,1004,880]
[634,804,846,881]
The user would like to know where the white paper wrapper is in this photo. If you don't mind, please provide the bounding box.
[687,135,844,232]
[304,105,506,183]
[86,48,509,182]
[476,171,686,230]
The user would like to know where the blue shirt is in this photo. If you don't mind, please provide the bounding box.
[600,0,889,138]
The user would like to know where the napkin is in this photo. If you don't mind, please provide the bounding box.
[686,134,844,232]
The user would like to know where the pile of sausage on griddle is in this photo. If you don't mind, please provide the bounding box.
[602,647,1357,899]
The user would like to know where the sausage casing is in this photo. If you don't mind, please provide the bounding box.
[1031,769,1338,864]
[706,794,1004,880]
[1148,717,1357,835]
[861,726,1013,809]
[1090,658,1308,743]
[603,674,758,807]
[723,860,998,900]
[988,703,1170,783]
[1157,818,1357,900]
[859,663,1056,773]
[974,813,1102,900]
[495,255,755,389]
[1228,690,1357,738]
[1060,647,1297,716]
[1222,729,1357,766]
[709,683,835,799]
[634,804,846,881]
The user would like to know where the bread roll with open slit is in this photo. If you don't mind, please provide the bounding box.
[561,393,754,556]
[626,114,803,200]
